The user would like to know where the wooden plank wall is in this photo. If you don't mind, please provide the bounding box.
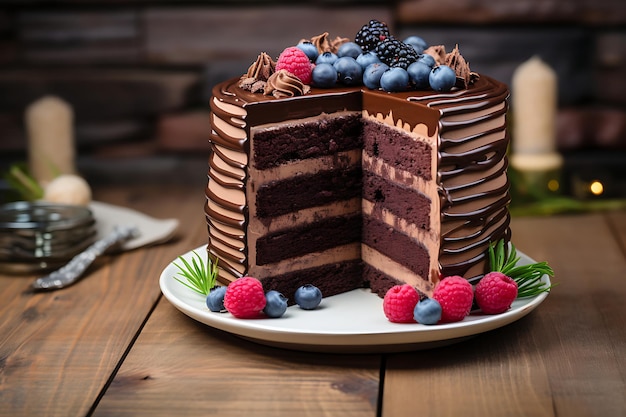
[0,0,624,184]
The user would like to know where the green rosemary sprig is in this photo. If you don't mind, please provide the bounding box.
[173,250,218,296]
[488,240,555,298]
[4,163,44,201]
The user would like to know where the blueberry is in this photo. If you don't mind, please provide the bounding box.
[379,67,410,92]
[294,284,322,310]
[206,286,227,312]
[337,42,363,59]
[315,52,338,66]
[413,297,442,325]
[407,61,432,89]
[333,56,363,86]
[429,65,457,92]
[312,63,338,88]
[356,52,381,70]
[403,35,428,54]
[362,62,389,89]
[263,290,288,318]
[416,53,436,68]
[296,41,319,62]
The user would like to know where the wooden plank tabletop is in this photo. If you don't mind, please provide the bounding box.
[1,184,625,417]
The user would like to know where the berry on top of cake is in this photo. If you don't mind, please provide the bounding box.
[239,19,478,95]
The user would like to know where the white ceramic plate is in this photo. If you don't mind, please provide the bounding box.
[160,247,550,353]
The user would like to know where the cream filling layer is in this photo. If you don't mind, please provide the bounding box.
[247,149,361,186]
[248,243,361,280]
[361,244,434,297]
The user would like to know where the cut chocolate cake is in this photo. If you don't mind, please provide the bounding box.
[205,26,511,301]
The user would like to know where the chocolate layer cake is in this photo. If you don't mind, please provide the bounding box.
[206,74,510,300]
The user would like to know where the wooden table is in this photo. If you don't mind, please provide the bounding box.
[1,184,625,417]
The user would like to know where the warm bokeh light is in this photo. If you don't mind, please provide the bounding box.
[547,179,560,192]
[590,180,604,196]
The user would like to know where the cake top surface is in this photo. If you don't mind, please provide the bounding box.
[212,75,508,136]
[214,74,507,110]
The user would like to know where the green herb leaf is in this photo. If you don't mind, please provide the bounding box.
[488,240,556,298]
[4,163,44,201]
[173,250,218,296]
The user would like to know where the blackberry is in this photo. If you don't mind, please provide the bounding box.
[355,20,391,52]
[375,38,420,70]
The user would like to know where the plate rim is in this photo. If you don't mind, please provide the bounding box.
[160,246,550,352]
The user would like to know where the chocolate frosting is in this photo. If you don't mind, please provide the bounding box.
[264,70,311,98]
[206,76,511,283]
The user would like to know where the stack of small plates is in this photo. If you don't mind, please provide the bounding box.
[0,201,97,273]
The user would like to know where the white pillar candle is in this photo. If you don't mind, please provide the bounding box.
[25,96,76,186]
[511,56,562,171]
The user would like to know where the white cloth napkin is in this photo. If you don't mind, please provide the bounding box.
[89,201,179,251]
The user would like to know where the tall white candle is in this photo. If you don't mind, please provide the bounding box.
[511,56,562,171]
[25,96,76,186]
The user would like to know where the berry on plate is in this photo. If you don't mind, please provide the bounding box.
[206,286,227,312]
[223,277,266,318]
[383,284,420,323]
[432,276,474,323]
[263,290,288,318]
[413,297,442,325]
[294,284,323,310]
[475,271,518,314]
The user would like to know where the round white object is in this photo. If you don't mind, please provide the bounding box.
[43,174,92,206]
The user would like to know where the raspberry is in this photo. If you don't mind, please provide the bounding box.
[383,284,420,323]
[432,276,474,323]
[223,277,266,318]
[275,47,313,84]
[475,272,518,314]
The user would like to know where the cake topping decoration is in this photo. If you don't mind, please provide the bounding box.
[445,44,480,89]
[240,20,480,94]
[304,32,349,54]
[355,20,391,52]
[275,46,313,85]
[264,69,311,98]
[423,45,447,65]
[239,52,276,93]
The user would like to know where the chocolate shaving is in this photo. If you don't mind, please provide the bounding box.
[239,78,267,93]
[424,45,446,66]
[304,32,349,54]
[445,44,474,89]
